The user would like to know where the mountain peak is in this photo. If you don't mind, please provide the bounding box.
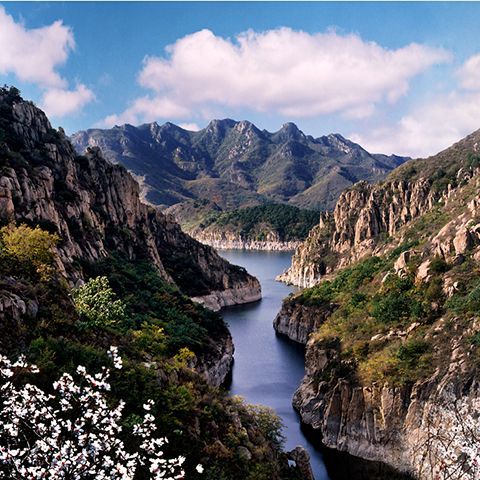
[274,122,305,141]
[206,118,237,131]
[281,122,300,131]
[72,115,408,211]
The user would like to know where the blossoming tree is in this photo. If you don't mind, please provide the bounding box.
[0,346,191,479]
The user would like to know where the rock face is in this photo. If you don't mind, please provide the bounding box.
[72,120,407,212]
[286,446,315,480]
[195,334,235,387]
[278,179,438,287]
[168,202,319,252]
[293,334,479,479]
[273,300,336,344]
[191,276,262,312]
[279,130,480,288]
[191,230,302,252]
[0,92,260,307]
[274,129,480,479]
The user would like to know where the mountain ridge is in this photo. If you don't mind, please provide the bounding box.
[0,88,261,308]
[71,119,408,212]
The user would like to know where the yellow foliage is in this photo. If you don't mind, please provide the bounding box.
[168,347,196,371]
[358,344,400,384]
[0,223,59,280]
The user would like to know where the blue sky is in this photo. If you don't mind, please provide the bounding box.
[2,2,480,157]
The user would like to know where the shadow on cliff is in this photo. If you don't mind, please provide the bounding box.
[300,423,415,480]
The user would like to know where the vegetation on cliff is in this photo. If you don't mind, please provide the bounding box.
[0,224,299,479]
[278,127,480,479]
[0,86,260,302]
[0,88,300,479]
[292,255,438,385]
[176,201,320,244]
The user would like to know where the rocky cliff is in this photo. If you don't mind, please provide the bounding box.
[190,230,302,252]
[0,90,260,308]
[169,201,318,252]
[277,178,439,287]
[0,88,306,480]
[279,129,480,288]
[273,300,336,344]
[293,324,479,480]
[274,130,480,479]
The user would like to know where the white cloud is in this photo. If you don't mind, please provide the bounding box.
[103,27,450,126]
[178,122,200,131]
[100,96,189,127]
[41,84,95,118]
[0,6,94,117]
[352,53,480,158]
[457,54,480,91]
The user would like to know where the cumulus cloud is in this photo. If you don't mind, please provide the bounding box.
[457,54,480,91]
[352,53,480,158]
[102,27,450,127]
[0,6,94,117]
[100,96,189,127]
[41,84,95,117]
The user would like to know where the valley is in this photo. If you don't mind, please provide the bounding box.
[72,119,407,250]
[1,86,479,480]
[2,2,480,479]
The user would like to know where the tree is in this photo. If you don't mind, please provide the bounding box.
[72,276,127,330]
[413,395,480,480]
[0,347,189,479]
[0,224,59,281]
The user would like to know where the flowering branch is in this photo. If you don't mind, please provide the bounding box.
[0,347,188,479]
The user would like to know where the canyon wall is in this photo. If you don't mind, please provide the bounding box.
[274,129,480,479]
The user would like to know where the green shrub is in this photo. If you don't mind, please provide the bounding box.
[244,404,285,449]
[397,339,430,367]
[298,256,384,305]
[425,278,445,302]
[429,256,449,274]
[371,291,411,324]
[72,276,127,330]
[83,252,225,354]
[206,203,319,241]
[298,280,333,305]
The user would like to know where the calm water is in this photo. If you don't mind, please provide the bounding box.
[219,250,330,480]
[219,250,414,480]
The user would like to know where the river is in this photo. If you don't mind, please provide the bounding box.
[219,249,330,480]
[219,249,414,480]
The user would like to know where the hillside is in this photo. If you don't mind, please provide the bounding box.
[71,119,407,212]
[275,129,480,479]
[0,88,261,309]
[168,202,320,251]
[0,87,310,479]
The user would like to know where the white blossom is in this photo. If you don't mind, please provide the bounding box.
[0,348,188,479]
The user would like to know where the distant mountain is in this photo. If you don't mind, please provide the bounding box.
[71,119,408,211]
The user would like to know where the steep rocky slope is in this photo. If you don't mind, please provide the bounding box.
[274,130,480,479]
[278,131,480,287]
[72,119,407,212]
[0,89,260,308]
[0,87,306,479]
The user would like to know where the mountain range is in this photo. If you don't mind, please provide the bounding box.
[72,119,408,212]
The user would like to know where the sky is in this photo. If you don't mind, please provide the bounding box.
[2,2,480,157]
